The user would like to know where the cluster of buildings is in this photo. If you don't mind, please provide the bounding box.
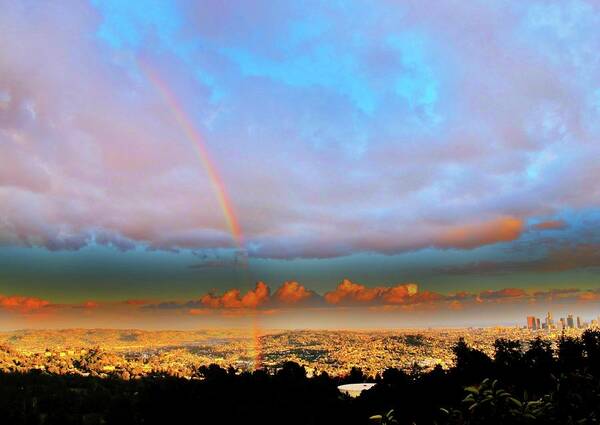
[1,326,596,379]
[0,328,560,378]
[526,312,599,331]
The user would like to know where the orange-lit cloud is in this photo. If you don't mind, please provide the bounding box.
[533,219,567,231]
[324,279,381,304]
[579,290,600,302]
[448,300,464,310]
[382,283,419,304]
[273,281,316,305]
[324,279,418,305]
[201,282,270,309]
[188,308,212,315]
[438,217,524,249]
[7,282,596,328]
[123,299,151,306]
[477,287,528,302]
[0,294,50,313]
[408,290,444,304]
[532,288,580,300]
[448,291,475,300]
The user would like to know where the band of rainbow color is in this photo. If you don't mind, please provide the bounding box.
[140,60,265,370]
[139,60,243,248]
[253,315,263,370]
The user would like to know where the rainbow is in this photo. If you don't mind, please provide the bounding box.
[139,61,243,248]
[140,61,261,363]
[252,314,263,370]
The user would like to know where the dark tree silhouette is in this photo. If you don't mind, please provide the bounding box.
[2,330,600,425]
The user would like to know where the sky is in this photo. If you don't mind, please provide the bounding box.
[1,0,600,329]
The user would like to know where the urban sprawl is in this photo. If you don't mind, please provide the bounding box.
[1,318,598,379]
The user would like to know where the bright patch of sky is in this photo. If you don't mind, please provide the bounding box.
[388,33,442,127]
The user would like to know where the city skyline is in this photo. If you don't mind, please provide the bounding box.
[526,311,600,331]
[2,0,600,329]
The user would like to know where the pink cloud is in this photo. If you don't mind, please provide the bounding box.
[123,299,151,306]
[82,301,98,309]
[438,217,524,249]
[201,282,270,309]
[579,290,600,302]
[188,308,212,316]
[0,294,50,312]
[477,288,528,302]
[324,279,418,305]
[273,281,317,305]
[382,284,420,304]
[533,219,567,231]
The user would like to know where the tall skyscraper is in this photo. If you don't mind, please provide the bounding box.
[527,316,536,330]
[546,312,554,329]
[577,316,583,329]
[536,318,541,330]
[560,318,566,329]
[567,314,575,329]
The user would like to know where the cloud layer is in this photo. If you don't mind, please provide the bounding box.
[2,280,598,329]
[324,279,418,305]
[1,0,600,259]
[137,279,600,314]
[439,242,600,275]
[4,281,599,313]
[0,294,50,313]
[200,282,271,309]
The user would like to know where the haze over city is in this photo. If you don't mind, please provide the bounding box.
[1,0,600,330]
